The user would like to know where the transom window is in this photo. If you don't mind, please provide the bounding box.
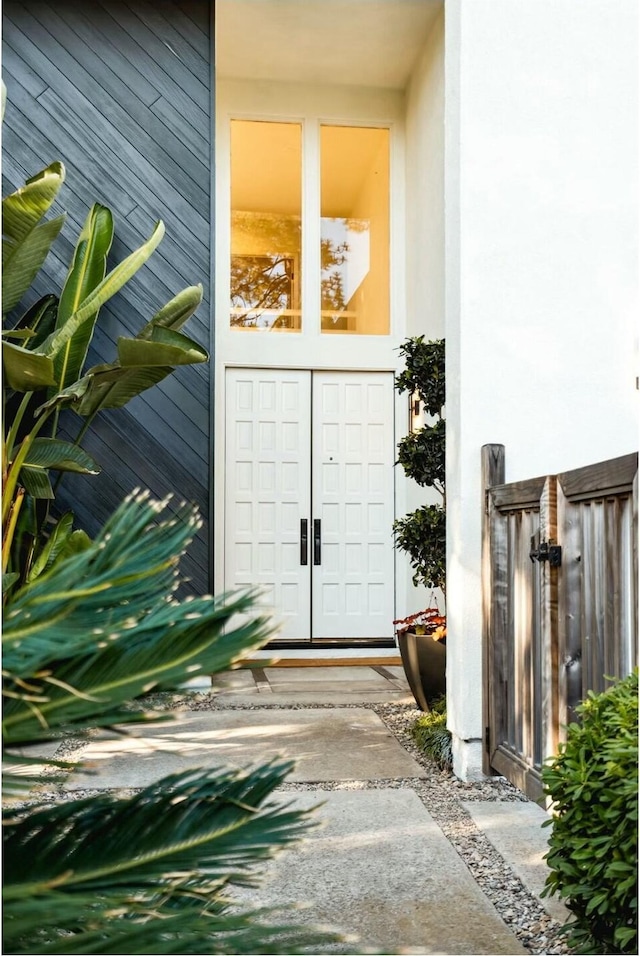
[230,120,390,335]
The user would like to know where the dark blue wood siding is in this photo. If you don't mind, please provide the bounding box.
[2,0,212,593]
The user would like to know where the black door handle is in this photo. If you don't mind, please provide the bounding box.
[300,519,308,565]
[313,518,321,565]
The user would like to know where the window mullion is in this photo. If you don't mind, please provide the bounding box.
[303,119,321,337]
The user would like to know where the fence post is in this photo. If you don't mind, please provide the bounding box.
[481,444,505,776]
[539,475,560,773]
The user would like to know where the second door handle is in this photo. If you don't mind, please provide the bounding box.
[313,518,321,565]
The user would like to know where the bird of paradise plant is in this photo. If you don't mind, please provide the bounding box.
[2,155,207,595]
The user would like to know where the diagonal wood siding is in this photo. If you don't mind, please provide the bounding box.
[2,0,213,592]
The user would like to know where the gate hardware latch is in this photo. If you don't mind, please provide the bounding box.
[529,539,562,567]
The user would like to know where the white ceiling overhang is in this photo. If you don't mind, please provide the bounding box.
[216,0,443,90]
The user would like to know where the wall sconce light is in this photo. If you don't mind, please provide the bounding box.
[409,391,424,434]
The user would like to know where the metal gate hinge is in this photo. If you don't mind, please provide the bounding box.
[529,539,562,567]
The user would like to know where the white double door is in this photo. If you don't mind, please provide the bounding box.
[225,368,395,642]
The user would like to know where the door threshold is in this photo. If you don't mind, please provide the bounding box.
[241,648,402,667]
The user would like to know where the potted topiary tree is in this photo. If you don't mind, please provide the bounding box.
[393,336,446,710]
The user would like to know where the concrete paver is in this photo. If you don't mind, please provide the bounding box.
[383,665,407,680]
[63,708,426,790]
[255,680,404,694]
[207,665,414,705]
[463,801,570,925]
[265,666,392,685]
[236,790,526,955]
[218,690,414,705]
[211,668,260,690]
[3,741,62,782]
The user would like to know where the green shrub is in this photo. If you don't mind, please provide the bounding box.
[412,696,452,771]
[541,670,638,955]
[393,336,446,596]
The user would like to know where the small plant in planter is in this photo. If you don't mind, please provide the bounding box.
[393,336,446,710]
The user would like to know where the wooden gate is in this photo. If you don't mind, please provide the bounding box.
[482,447,638,800]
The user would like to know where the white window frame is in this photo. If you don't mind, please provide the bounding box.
[215,80,406,371]
[213,79,410,596]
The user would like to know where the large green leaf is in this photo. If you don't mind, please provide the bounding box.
[38,220,165,361]
[37,323,208,419]
[2,162,65,244]
[19,466,54,500]
[2,216,66,314]
[118,327,208,367]
[2,572,20,593]
[75,366,170,415]
[2,340,56,390]
[16,437,100,502]
[8,294,59,352]
[27,512,76,582]
[19,437,100,475]
[53,204,114,391]
[138,284,203,338]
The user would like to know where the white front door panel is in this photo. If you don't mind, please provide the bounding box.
[312,372,395,639]
[225,368,311,640]
[225,369,395,642]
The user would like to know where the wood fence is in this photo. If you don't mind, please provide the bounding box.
[482,446,638,801]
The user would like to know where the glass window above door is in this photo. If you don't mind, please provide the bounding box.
[229,120,390,335]
[230,120,302,332]
[321,126,389,335]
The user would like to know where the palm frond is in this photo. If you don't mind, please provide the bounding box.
[4,764,310,894]
[3,490,273,677]
[3,764,342,955]
[7,903,343,955]
[2,491,276,744]
[1,488,342,955]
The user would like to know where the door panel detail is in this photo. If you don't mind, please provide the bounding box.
[225,369,395,642]
[225,369,311,640]
[312,372,395,640]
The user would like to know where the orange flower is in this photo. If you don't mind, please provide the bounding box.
[393,607,446,641]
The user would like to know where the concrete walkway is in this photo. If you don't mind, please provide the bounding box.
[53,665,565,954]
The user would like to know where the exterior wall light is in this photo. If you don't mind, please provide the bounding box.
[409,390,425,434]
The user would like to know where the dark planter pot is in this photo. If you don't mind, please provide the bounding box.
[397,630,446,711]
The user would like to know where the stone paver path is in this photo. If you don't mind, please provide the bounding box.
[63,708,426,788]
[60,688,528,954]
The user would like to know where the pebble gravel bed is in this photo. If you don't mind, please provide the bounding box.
[23,692,575,955]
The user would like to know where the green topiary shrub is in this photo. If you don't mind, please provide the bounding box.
[541,669,638,955]
[412,696,452,771]
[393,336,446,595]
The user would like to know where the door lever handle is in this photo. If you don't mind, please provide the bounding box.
[313,518,321,565]
[300,519,308,565]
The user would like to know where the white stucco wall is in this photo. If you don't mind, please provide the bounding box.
[401,9,446,617]
[406,8,445,342]
[445,0,639,778]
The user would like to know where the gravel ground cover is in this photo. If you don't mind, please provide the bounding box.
[22,692,574,955]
